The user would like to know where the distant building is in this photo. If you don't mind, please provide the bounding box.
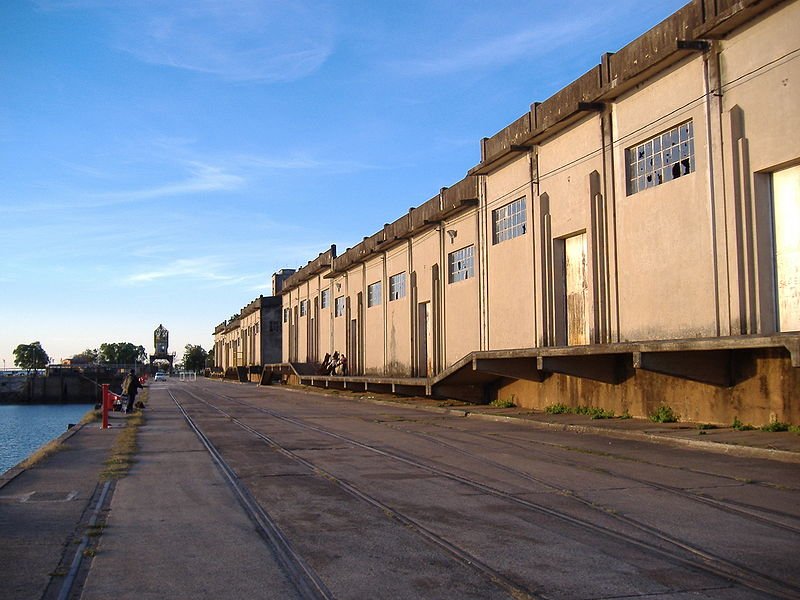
[213,294,282,380]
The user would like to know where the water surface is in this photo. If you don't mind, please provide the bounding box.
[0,404,93,474]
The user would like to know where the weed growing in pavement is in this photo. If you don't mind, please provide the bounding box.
[790,425,800,434]
[649,405,679,423]
[697,423,717,430]
[575,405,615,419]
[760,421,790,432]
[545,403,571,414]
[490,397,516,408]
[619,410,632,419]
[732,417,756,431]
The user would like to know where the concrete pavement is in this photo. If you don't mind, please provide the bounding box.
[1,379,798,599]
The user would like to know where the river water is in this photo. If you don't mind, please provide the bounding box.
[0,404,94,475]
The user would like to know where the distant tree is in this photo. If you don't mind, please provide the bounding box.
[71,348,98,364]
[206,347,215,368]
[13,342,50,371]
[99,342,147,365]
[183,344,208,372]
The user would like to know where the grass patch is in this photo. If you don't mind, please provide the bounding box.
[100,410,144,481]
[575,405,616,420]
[545,403,618,419]
[760,421,790,432]
[619,410,632,420]
[649,405,679,423]
[790,425,800,434]
[732,417,756,431]
[490,397,516,409]
[18,439,65,470]
[545,403,571,414]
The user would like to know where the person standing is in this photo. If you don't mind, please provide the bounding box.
[122,369,143,414]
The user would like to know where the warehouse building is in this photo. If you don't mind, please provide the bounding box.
[275,0,799,424]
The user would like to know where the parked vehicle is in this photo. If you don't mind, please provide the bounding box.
[154,371,168,382]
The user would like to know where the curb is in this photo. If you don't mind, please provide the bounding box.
[458,411,800,465]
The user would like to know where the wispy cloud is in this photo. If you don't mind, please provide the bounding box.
[123,257,262,287]
[36,0,337,82]
[236,153,378,175]
[390,18,594,77]
[94,161,244,202]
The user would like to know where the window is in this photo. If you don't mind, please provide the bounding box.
[335,296,345,317]
[320,288,330,309]
[268,321,280,333]
[626,121,695,195]
[389,272,406,301]
[448,245,475,283]
[368,281,382,307]
[492,197,527,244]
[282,308,289,323]
[299,299,308,316]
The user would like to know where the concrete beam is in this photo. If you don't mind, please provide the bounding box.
[537,354,626,384]
[472,358,544,382]
[633,350,733,387]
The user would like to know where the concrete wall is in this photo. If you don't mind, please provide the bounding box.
[364,256,385,374]
[494,347,799,426]
[485,154,536,351]
[613,57,718,341]
[443,210,480,367]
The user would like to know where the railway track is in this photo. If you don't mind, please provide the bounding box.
[172,383,799,599]
[378,419,800,536]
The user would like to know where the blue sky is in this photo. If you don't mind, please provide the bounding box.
[0,0,689,366]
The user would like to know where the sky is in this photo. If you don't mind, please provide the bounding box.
[0,0,690,367]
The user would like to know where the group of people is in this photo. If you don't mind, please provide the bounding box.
[119,369,144,414]
[320,352,348,376]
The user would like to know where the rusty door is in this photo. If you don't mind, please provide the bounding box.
[773,165,800,331]
[565,232,589,345]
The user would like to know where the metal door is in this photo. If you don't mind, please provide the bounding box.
[773,166,800,331]
[565,233,589,345]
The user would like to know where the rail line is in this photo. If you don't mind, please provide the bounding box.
[172,386,544,600]
[189,385,799,600]
[167,389,333,600]
[378,419,800,536]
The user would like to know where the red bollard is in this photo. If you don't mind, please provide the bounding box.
[102,383,110,429]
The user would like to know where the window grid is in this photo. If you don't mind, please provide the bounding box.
[492,197,527,244]
[626,121,695,195]
[334,296,345,317]
[368,281,382,307]
[448,245,475,284]
[389,272,406,301]
[320,288,330,309]
[299,300,308,316]
[282,308,289,323]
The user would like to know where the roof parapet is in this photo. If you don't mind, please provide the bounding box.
[281,245,337,293]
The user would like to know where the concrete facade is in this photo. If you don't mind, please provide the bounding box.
[277,0,799,424]
[213,295,281,380]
